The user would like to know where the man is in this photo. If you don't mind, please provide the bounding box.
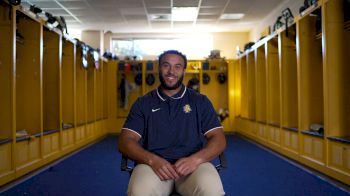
[118,50,226,196]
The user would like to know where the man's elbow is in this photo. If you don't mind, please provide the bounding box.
[117,137,123,154]
[118,134,128,154]
[220,135,227,153]
[208,129,226,154]
[118,132,139,155]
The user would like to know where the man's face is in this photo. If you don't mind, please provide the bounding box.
[159,54,185,90]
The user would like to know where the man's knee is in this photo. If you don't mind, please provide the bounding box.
[190,171,225,196]
[128,184,155,196]
[177,163,225,196]
[128,180,173,196]
[193,181,225,196]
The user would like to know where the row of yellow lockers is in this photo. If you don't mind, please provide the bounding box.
[234,0,350,185]
[0,3,109,186]
[0,121,106,186]
[236,119,350,185]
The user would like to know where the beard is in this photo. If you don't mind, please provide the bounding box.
[159,73,184,90]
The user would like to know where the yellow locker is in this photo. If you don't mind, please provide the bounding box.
[301,134,325,164]
[328,140,350,175]
[16,137,41,168]
[0,142,12,174]
[281,128,299,153]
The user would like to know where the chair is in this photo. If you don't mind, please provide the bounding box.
[121,152,227,196]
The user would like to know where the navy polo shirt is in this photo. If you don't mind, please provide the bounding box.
[123,85,222,164]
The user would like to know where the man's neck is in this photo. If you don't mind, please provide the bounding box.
[160,85,182,97]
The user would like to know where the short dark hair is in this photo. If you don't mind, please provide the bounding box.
[158,50,187,68]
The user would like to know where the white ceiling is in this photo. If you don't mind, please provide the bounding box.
[22,0,285,33]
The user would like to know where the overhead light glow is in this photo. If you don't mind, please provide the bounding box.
[172,7,198,21]
[220,13,245,20]
[149,14,171,21]
[69,28,82,39]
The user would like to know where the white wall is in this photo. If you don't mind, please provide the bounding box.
[68,28,82,40]
[81,30,104,50]
[213,32,249,59]
[249,0,304,42]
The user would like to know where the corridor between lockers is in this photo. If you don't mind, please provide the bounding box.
[1,134,348,196]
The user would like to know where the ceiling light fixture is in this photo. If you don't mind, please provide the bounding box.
[220,13,245,20]
[149,14,171,21]
[171,7,198,21]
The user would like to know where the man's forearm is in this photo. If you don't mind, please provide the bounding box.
[119,133,180,180]
[119,137,157,165]
[190,130,226,164]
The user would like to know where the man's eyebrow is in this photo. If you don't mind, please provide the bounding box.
[160,62,183,66]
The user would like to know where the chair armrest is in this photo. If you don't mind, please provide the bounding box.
[215,152,227,171]
[121,155,133,175]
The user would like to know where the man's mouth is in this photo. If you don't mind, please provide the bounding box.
[165,75,176,81]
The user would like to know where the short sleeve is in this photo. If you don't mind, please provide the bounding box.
[122,98,144,138]
[200,96,222,135]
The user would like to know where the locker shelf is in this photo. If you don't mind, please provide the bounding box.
[282,126,298,133]
[267,122,280,128]
[301,130,324,138]
[0,138,12,145]
[328,136,350,144]
[42,129,60,136]
[16,133,41,142]
[257,120,267,124]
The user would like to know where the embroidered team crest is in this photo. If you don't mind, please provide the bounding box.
[183,104,192,113]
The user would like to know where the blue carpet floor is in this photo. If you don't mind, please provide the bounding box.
[1,135,349,196]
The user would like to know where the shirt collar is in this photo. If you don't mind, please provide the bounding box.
[157,85,187,101]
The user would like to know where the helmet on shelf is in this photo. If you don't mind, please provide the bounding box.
[146,73,155,86]
[134,73,142,86]
[217,73,227,84]
[202,73,210,85]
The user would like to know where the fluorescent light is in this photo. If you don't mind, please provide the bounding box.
[220,13,245,20]
[149,14,171,21]
[172,7,198,21]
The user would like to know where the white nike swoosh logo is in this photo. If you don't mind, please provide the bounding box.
[152,108,161,112]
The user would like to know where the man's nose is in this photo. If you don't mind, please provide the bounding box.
[168,65,175,73]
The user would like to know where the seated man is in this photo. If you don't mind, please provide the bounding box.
[118,50,226,196]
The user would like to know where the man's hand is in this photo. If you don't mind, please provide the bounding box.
[174,156,201,177]
[118,130,179,181]
[149,156,179,181]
